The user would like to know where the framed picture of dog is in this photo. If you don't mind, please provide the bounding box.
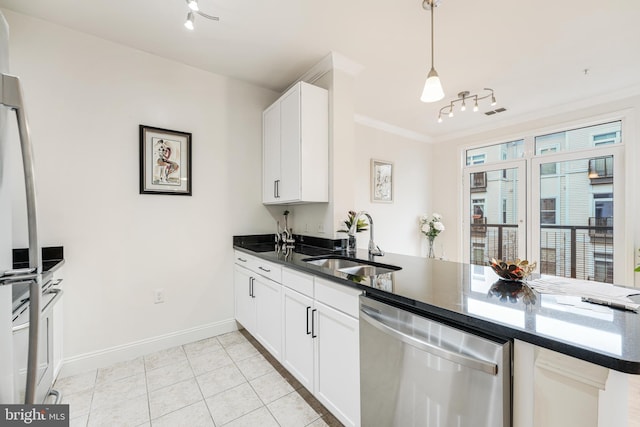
[139,125,192,196]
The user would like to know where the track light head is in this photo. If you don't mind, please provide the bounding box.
[184,12,195,30]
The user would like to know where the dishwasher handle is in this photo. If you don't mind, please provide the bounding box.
[360,306,498,375]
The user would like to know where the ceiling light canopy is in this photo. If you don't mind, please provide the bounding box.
[187,0,199,11]
[436,89,498,123]
[420,0,444,103]
[183,0,220,31]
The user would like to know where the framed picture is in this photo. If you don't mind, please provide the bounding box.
[139,125,192,196]
[371,159,393,203]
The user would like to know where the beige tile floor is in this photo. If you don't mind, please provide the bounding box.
[54,330,343,427]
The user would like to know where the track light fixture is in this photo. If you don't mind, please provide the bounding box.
[436,88,497,123]
[420,0,444,103]
[183,0,219,31]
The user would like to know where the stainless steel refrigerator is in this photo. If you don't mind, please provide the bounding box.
[0,11,46,405]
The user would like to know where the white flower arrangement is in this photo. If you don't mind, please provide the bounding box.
[419,213,445,239]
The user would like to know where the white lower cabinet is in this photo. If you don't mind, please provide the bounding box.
[314,300,360,427]
[234,257,361,427]
[282,287,314,390]
[233,264,255,332]
[233,259,282,361]
[253,275,282,360]
[281,268,361,427]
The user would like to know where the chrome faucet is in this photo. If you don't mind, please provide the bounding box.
[348,211,384,256]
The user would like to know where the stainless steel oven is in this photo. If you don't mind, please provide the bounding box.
[12,279,63,404]
[360,295,511,427]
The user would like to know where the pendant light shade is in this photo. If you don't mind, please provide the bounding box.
[421,68,444,102]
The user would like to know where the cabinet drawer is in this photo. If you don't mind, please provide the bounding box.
[315,277,361,318]
[282,267,314,298]
[252,258,282,283]
[234,251,255,266]
[234,251,282,283]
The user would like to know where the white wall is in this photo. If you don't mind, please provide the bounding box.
[3,10,278,373]
[353,124,432,257]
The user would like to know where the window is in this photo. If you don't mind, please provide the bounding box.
[594,193,613,218]
[463,119,623,282]
[540,198,556,224]
[539,147,558,175]
[467,154,486,165]
[541,248,557,275]
[466,140,524,165]
[472,244,485,266]
[472,199,485,219]
[590,193,613,238]
[502,199,508,224]
[593,131,620,146]
[588,156,613,184]
[594,252,614,283]
[470,172,487,192]
[535,121,621,154]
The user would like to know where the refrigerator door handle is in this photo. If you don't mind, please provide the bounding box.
[1,73,42,404]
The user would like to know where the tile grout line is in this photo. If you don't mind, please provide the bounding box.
[217,334,274,426]
[142,353,152,427]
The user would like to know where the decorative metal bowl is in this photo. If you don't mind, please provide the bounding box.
[488,280,537,306]
[490,258,536,281]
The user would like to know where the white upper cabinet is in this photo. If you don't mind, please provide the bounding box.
[262,81,328,204]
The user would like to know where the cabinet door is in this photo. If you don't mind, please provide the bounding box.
[279,84,301,202]
[253,276,283,361]
[282,287,314,391]
[314,302,360,427]
[233,265,255,333]
[262,102,281,203]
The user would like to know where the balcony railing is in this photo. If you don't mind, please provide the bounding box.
[588,217,613,239]
[470,221,614,283]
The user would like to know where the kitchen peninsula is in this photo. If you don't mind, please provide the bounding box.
[233,235,638,427]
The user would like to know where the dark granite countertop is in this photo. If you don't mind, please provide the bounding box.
[234,237,640,374]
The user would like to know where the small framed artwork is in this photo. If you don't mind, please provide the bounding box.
[371,159,393,203]
[139,125,192,196]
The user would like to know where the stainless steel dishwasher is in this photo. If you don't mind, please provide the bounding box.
[360,295,511,427]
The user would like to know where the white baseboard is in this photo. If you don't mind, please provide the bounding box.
[57,318,238,378]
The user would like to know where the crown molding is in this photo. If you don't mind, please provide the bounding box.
[292,51,364,89]
[354,114,432,143]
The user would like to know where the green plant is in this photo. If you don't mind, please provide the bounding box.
[635,248,640,272]
[338,211,368,233]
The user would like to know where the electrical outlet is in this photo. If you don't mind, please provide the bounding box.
[154,288,165,304]
[317,223,325,233]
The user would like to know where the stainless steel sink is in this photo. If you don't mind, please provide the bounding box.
[302,255,401,277]
[337,265,397,276]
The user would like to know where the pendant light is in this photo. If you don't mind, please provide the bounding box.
[420,0,445,103]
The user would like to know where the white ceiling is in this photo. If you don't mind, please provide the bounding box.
[1,0,640,142]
